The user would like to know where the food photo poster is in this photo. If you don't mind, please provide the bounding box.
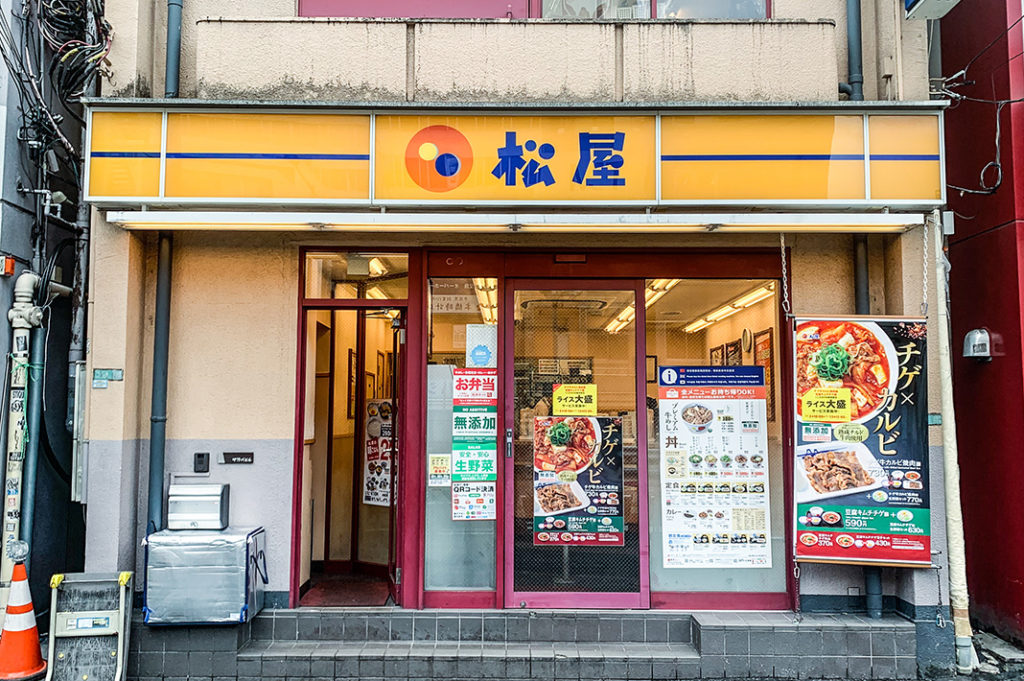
[792,317,930,567]
[533,416,625,546]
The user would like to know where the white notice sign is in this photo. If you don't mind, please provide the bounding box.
[658,366,772,569]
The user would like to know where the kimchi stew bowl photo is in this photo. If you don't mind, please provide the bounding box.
[795,442,887,503]
[533,416,601,474]
[795,320,900,424]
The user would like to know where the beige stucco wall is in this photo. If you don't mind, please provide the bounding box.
[101,1,929,102]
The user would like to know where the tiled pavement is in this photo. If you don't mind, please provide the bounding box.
[128,609,920,680]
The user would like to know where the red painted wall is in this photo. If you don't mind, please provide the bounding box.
[942,0,1024,642]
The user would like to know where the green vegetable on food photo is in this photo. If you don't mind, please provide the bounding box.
[810,342,851,382]
[547,421,572,446]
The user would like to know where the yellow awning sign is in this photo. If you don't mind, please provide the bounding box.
[85,109,944,208]
[553,384,598,416]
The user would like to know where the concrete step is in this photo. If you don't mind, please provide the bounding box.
[236,639,702,680]
[250,608,694,644]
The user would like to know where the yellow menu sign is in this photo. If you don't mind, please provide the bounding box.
[552,384,597,416]
[800,387,853,423]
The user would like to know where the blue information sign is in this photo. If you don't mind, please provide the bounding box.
[658,365,765,387]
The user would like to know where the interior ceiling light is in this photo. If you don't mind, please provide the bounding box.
[473,277,499,325]
[366,286,389,300]
[368,257,388,277]
[683,282,777,333]
[607,279,680,334]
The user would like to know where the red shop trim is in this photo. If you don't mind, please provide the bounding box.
[423,591,499,609]
[651,592,790,610]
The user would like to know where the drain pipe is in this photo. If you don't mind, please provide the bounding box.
[147,234,172,533]
[929,211,976,673]
[147,0,182,533]
[842,0,883,620]
[164,0,183,98]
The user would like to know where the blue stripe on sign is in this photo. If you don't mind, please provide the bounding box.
[90,151,371,160]
[165,152,370,160]
[660,154,865,161]
[90,151,161,158]
[869,154,940,161]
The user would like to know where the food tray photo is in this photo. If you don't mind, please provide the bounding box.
[534,479,591,516]
[795,441,886,504]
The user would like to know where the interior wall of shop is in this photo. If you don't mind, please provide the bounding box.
[100,0,928,103]
[82,222,950,619]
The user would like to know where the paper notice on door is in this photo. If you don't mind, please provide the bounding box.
[429,454,451,487]
[452,481,496,520]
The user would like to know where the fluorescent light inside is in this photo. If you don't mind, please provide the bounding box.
[473,277,499,325]
[732,283,775,308]
[368,257,388,277]
[366,286,388,300]
[682,282,777,333]
[684,319,713,333]
[705,304,740,322]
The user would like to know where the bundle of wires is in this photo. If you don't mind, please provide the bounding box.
[41,0,111,105]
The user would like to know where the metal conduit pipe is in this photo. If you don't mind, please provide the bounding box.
[147,0,182,532]
[164,0,183,98]
[842,0,883,620]
[147,233,173,533]
[20,326,46,565]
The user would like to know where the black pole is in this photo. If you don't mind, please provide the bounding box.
[147,233,172,533]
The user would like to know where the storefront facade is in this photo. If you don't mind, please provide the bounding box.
[79,5,960,678]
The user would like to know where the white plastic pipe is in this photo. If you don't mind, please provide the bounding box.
[930,210,975,673]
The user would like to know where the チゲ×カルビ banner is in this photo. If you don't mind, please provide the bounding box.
[793,317,929,567]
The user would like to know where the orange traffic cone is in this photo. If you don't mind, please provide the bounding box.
[0,542,46,681]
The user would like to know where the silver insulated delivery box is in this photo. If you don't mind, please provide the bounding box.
[143,527,267,625]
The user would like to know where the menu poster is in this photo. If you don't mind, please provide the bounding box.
[658,366,772,568]
[533,416,624,546]
[793,317,930,567]
[452,481,496,520]
[362,399,393,507]
[452,368,498,482]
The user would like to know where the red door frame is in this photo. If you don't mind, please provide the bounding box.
[294,247,793,611]
[502,277,651,609]
[290,247,426,608]
[423,248,794,611]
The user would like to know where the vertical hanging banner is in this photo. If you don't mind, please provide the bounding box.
[793,318,930,567]
[658,366,772,568]
[362,399,394,507]
[533,416,624,546]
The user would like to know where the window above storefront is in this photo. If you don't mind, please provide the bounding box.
[297,0,769,19]
[304,251,409,301]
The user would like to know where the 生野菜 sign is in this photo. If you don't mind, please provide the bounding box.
[792,317,930,567]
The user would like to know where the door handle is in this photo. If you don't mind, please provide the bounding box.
[505,428,513,458]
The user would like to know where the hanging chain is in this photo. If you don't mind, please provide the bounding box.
[921,217,930,317]
[780,233,792,316]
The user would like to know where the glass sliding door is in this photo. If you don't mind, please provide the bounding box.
[504,280,648,608]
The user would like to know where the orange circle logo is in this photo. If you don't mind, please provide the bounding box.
[405,125,473,192]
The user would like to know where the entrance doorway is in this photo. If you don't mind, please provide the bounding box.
[504,280,648,608]
[297,251,410,607]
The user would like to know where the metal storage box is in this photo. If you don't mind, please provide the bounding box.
[167,483,229,530]
[142,527,266,625]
